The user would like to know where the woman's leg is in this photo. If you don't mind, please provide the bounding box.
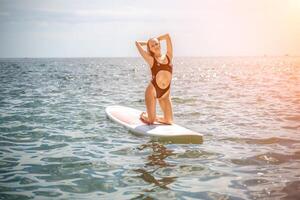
[144,83,156,124]
[158,91,173,124]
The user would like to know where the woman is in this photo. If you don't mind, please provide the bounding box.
[135,33,174,125]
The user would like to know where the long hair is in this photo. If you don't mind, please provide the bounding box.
[147,39,155,57]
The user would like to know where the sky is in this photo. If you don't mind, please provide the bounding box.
[0,0,300,58]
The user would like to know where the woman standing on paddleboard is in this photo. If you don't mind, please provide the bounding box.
[135,33,174,125]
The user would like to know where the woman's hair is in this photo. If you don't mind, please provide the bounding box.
[147,39,155,57]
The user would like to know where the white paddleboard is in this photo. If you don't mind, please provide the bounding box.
[105,105,203,144]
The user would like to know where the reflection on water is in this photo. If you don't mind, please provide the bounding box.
[0,57,299,199]
[137,142,176,168]
[135,142,177,192]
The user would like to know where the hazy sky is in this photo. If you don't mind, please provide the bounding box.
[0,0,299,57]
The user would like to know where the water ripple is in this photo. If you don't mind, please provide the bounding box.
[0,57,299,199]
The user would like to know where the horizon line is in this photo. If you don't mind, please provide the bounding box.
[0,55,299,59]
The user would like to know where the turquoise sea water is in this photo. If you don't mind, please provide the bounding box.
[0,57,299,199]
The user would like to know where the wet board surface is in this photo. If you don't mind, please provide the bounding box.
[105,105,203,144]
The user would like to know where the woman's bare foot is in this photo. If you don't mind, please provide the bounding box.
[140,112,150,124]
[155,115,172,125]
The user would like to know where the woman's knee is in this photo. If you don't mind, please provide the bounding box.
[164,116,173,124]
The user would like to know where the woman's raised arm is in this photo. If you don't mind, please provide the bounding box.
[135,41,152,65]
[157,33,173,60]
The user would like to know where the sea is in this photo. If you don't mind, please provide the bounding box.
[0,56,299,199]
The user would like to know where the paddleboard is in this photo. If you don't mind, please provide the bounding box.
[105,105,203,144]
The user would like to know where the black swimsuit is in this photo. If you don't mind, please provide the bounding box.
[151,55,173,98]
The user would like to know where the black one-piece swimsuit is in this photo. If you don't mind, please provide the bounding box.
[151,55,173,98]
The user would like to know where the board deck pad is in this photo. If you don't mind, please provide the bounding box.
[105,105,203,144]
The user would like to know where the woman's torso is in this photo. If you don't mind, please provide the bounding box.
[150,55,173,89]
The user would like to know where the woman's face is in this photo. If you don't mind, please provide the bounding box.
[148,38,161,55]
